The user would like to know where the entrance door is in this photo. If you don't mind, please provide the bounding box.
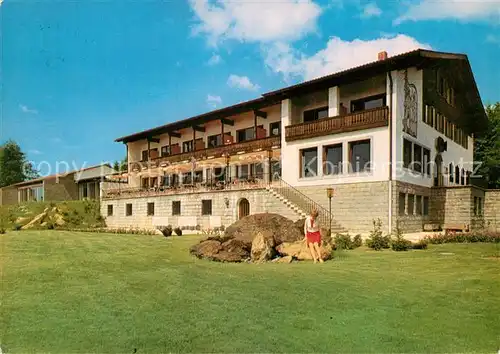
[238,198,250,219]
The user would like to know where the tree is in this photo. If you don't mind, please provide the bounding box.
[113,156,128,173]
[0,140,39,188]
[474,102,500,189]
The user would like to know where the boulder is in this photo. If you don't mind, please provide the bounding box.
[251,231,275,262]
[272,255,293,263]
[222,239,250,259]
[21,212,47,230]
[53,213,66,226]
[224,213,303,246]
[294,218,306,236]
[15,216,29,225]
[190,240,223,259]
[276,241,332,261]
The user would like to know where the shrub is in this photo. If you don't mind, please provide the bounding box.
[366,219,390,250]
[334,233,353,250]
[423,231,500,244]
[174,227,182,236]
[159,225,173,237]
[391,222,412,252]
[411,240,429,250]
[352,234,363,248]
[0,227,6,234]
[195,224,201,231]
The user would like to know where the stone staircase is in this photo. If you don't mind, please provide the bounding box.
[265,181,346,234]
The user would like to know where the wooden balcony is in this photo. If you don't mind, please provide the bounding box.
[129,135,281,171]
[285,106,389,142]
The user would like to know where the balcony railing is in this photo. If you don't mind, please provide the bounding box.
[129,135,281,172]
[285,106,389,142]
[102,173,276,199]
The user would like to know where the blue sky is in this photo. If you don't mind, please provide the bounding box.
[1,0,499,175]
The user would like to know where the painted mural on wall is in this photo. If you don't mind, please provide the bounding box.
[402,70,418,138]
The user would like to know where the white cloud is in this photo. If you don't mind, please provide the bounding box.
[395,0,500,25]
[361,3,382,18]
[19,104,38,114]
[189,0,322,45]
[28,149,43,155]
[227,74,260,91]
[264,34,431,81]
[207,53,222,65]
[207,94,222,108]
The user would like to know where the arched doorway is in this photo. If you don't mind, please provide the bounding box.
[238,198,250,219]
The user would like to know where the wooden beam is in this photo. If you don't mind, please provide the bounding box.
[147,137,160,143]
[168,131,181,138]
[193,125,206,132]
[220,118,234,126]
[254,110,268,119]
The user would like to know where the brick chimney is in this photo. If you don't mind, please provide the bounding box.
[378,51,388,61]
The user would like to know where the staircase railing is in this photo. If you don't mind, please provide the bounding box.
[269,177,336,231]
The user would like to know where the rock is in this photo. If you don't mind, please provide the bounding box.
[222,239,250,259]
[294,218,306,236]
[224,213,303,247]
[41,222,48,227]
[276,241,332,261]
[272,255,293,263]
[190,240,223,260]
[53,213,66,226]
[21,212,47,230]
[251,231,275,262]
[15,216,29,225]
[212,251,247,263]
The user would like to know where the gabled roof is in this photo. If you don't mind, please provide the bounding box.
[115,49,487,143]
[9,163,114,188]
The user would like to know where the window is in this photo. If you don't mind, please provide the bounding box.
[455,166,460,185]
[478,197,483,215]
[416,196,422,215]
[303,106,328,122]
[423,196,429,216]
[202,200,212,215]
[238,165,250,179]
[300,148,318,178]
[399,193,406,215]
[323,144,343,175]
[161,145,170,157]
[423,148,431,176]
[208,134,222,148]
[147,202,155,216]
[172,201,181,216]
[141,150,148,161]
[107,205,113,216]
[194,170,203,183]
[237,126,261,142]
[183,140,194,153]
[350,94,386,113]
[141,178,149,189]
[407,194,415,215]
[449,163,454,183]
[413,144,422,173]
[271,161,281,180]
[182,172,193,185]
[349,139,371,173]
[126,203,132,216]
[270,121,281,136]
[403,139,412,168]
[253,163,264,178]
[461,168,465,185]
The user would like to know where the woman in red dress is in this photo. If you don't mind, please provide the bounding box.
[303,209,323,263]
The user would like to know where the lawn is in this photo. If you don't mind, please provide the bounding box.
[1,231,499,353]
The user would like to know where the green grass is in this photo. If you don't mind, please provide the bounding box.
[2,231,499,353]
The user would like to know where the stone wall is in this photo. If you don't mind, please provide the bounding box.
[297,182,389,234]
[44,175,79,202]
[393,181,432,233]
[101,188,302,230]
[430,186,486,230]
[484,190,500,231]
[0,186,18,206]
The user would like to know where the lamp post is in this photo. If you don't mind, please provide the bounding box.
[326,188,334,235]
